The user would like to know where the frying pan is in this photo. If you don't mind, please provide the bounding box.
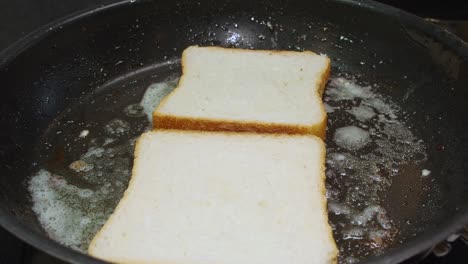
[0,0,467,263]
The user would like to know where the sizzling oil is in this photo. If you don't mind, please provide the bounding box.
[28,65,431,262]
[324,78,428,262]
[29,68,179,250]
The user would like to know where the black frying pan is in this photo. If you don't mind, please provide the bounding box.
[0,0,467,263]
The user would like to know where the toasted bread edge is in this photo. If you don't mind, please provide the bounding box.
[153,46,330,138]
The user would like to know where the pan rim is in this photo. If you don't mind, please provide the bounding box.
[0,3,131,264]
[0,0,467,263]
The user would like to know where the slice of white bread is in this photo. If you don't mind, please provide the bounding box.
[88,130,338,264]
[153,46,330,138]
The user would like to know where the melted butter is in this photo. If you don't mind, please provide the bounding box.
[325,77,427,261]
[28,75,429,262]
[28,78,179,252]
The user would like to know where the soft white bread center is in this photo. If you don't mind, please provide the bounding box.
[157,47,328,125]
[89,131,336,264]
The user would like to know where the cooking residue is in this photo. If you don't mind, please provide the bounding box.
[28,77,179,251]
[28,73,428,262]
[325,77,427,262]
[139,78,178,122]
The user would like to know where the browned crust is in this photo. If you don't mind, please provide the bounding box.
[153,46,330,139]
[153,115,327,139]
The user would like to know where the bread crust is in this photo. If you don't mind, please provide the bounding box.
[153,115,327,139]
[153,46,330,139]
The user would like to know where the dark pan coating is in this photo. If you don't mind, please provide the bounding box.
[0,0,467,263]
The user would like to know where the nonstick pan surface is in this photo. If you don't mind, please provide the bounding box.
[0,0,467,263]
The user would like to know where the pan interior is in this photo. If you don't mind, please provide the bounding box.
[27,59,434,263]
